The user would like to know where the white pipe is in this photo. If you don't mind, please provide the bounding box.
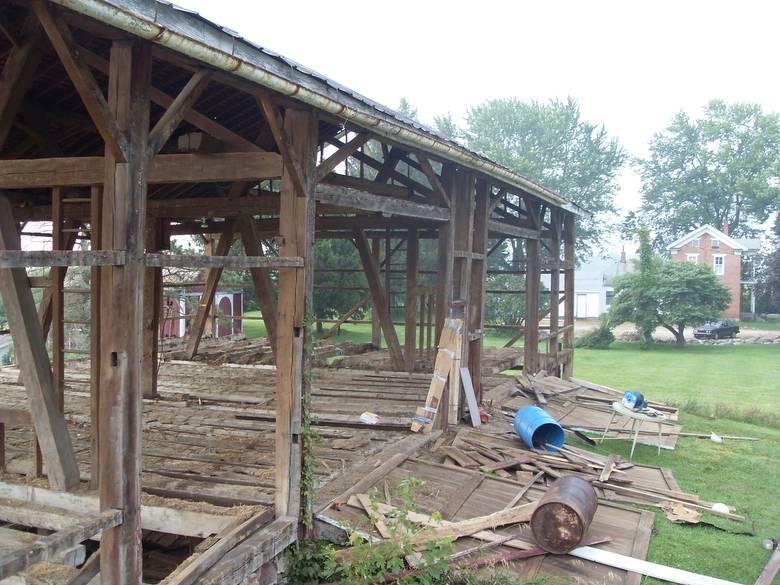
[51,0,585,215]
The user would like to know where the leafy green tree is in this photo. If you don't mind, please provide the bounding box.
[433,112,461,141]
[755,240,780,312]
[638,100,780,247]
[463,97,626,258]
[653,261,731,346]
[313,239,366,333]
[609,230,730,347]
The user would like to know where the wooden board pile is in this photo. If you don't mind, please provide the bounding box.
[440,429,745,522]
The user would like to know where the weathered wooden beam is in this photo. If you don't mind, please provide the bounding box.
[259,98,307,198]
[88,185,101,490]
[147,69,213,158]
[404,229,418,372]
[31,1,127,161]
[238,215,278,350]
[142,219,164,398]
[79,46,259,152]
[316,133,369,183]
[144,253,301,269]
[316,183,448,220]
[0,152,282,189]
[562,213,575,378]
[487,220,539,240]
[354,229,404,370]
[0,510,121,581]
[0,251,125,268]
[97,39,151,585]
[468,179,489,394]
[275,108,317,519]
[184,222,235,360]
[416,154,450,207]
[0,13,43,149]
[523,203,542,374]
[0,196,80,492]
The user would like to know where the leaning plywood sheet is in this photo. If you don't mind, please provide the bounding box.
[505,393,682,450]
[318,456,654,585]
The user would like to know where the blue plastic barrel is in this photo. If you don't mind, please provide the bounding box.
[514,406,565,451]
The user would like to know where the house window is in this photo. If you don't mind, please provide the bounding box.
[691,238,700,248]
[713,255,725,275]
[686,254,698,263]
[711,239,720,249]
[605,290,614,306]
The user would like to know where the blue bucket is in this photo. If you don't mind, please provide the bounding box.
[514,406,565,452]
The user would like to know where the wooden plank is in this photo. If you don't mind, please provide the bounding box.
[147,69,213,158]
[754,546,780,585]
[32,1,127,161]
[316,184,449,220]
[0,152,282,188]
[523,203,542,374]
[316,133,369,183]
[354,229,404,370]
[404,229,418,372]
[142,219,163,398]
[144,253,301,269]
[159,509,274,585]
[371,238,381,347]
[416,154,450,207]
[0,251,126,268]
[258,97,306,198]
[237,215,278,349]
[562,214,575,377]
[184,221,235,359]
[570,546,741,585]
[0,196,80,492]
[0,510,121,580]
[89,185,101,490]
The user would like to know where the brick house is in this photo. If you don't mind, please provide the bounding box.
[666,224,758,319]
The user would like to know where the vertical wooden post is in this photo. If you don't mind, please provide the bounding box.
[563,213,576,378]
[468,179,489,397]
[142,218,162,398]
[89,185,101,490]
[274,108,317,519]
[434,165,455,342]
[417,291,425,358]
[548,209,562,376]
[449,170,475,425]
[98,39,151,584]
[404,229,418,372]
[524,202,542,375]
[371,238,381,347]
[51,188,65,411]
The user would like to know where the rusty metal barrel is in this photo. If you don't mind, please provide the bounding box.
[530,476,597,554]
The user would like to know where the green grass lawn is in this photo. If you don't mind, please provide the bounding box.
[245,311,779,582]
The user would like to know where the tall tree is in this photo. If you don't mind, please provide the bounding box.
[463,97,626,258]
[755,240,780,313]
[638,100,780,247]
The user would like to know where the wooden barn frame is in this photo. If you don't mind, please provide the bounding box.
[0,0,583,582]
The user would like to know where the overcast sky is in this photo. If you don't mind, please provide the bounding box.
[175,0,780,217]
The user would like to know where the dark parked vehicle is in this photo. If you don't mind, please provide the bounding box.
[694,320,740,340]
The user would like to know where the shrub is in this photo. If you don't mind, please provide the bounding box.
[575,322,615,349]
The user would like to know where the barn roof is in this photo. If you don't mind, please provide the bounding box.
[48,0,584,215]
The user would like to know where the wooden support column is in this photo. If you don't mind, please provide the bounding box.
[0,196,79,492]
[548,209,562,376]
[468,179,489,397]
[449,169,475,425]
[523,202,543,375]
[404,229,418,372]
[562,213,576,378]
[97,39,152,584]
[51,188,65,411]
[370,238,381,347]
[142,218,163,398]
[184,222,235,359]
[434,164,455,341]
[89,185,101,490]
[238,215,278,352]
[274,107,318,520]
[354,230,404,370]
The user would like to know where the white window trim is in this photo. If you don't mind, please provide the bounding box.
[686,253,699,263]
[713,254,725,276]
[711,239,720,249]
[691,238,700,248]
